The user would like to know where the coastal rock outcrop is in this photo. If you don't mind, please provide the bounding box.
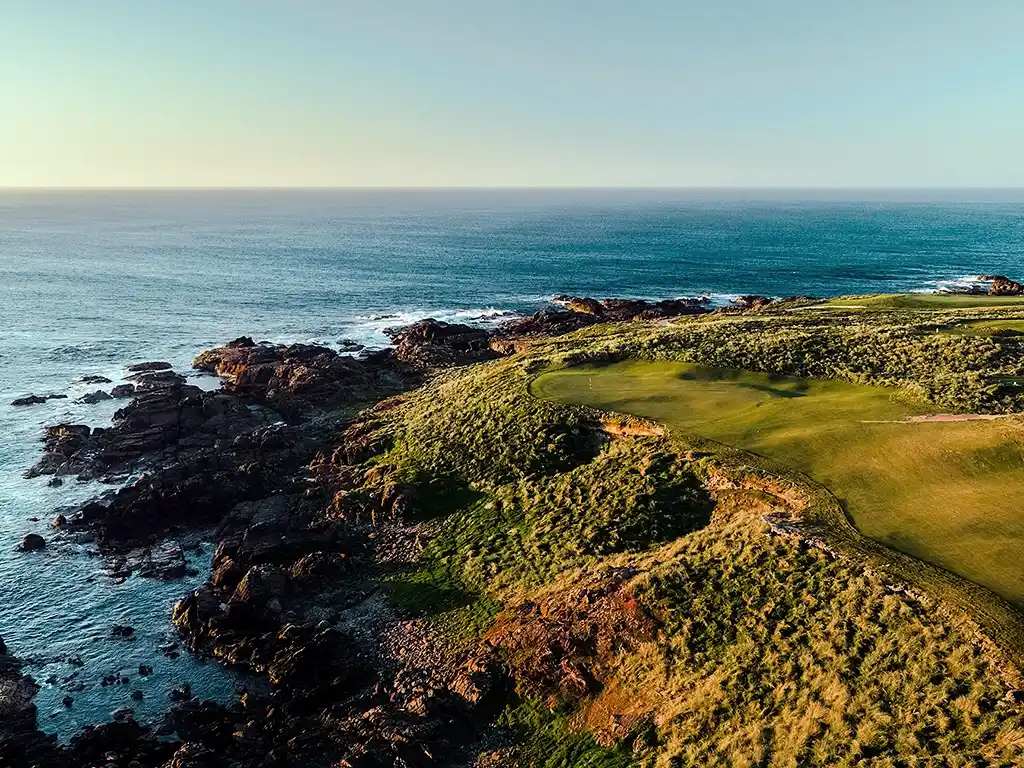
[496,295,710,341]
[386,318,496,368]
[984,275,1024,296]
[192,337,410,416]
[0,637,55,766]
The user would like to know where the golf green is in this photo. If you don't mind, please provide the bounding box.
[533,361,1024,607]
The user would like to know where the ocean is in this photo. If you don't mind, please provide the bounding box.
[2,188,1023,737]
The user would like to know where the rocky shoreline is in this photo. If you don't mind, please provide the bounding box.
[3,295,756,767]
[7,280,1024,765]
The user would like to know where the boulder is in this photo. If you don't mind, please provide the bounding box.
[386,319,496,368]
[77,390,112,404]
[985,275,1024,296]
[126,361,172,373]
[110,383,136,398]
[734,295,773,310]
[79,375,113,385]
[17,534,45,552]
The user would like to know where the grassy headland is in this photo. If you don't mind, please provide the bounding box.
[346,296,1024,765]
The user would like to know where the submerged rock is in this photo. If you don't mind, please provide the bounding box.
[11,393,67,407]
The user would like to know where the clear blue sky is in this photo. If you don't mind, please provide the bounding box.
[2,0,1022,187]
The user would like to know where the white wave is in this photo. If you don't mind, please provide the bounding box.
[908,275,989,294]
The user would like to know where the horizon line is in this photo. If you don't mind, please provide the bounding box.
[3,185,1024,191]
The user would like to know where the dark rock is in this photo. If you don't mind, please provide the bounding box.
[47,477,63,488]
[130,690,144,701]
[78,389,113,404]
[11,393,67,407]
[168,684,192,702]
[386,319,496,368]
[193,339,409,417]
[111,624,135,639]
[62,696,74,707]
[126,361,172,373]
[80,375,113,385]
[337,339,366,353]
[18,533,45,552]
[138,665,152,676]
[110,384,136,398]
[127,540,187,580]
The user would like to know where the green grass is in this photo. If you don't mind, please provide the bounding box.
[533,361,1024,608]
[941,318,1024,336]
[498,700,640,768]
[822,293,1024,309]
[346,315,1024,765]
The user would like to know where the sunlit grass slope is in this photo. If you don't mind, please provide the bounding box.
[823,293,1024,309]
[533,361,1024,607]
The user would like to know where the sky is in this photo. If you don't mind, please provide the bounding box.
[1,0,1023,188]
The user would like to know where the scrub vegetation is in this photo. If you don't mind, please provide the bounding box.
[356,297,1024,766]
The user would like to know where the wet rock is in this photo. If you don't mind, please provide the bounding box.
[62,695,74,707]
[11,393,67,407]
[80,375,113,385]
[337,339,366,353]
[111,624,135,639]
[47,477,63,488]
[127,540,187,580]
[112,707,134,721]
[168,684,192,702]
[130,690,144,701]
[18,533,46,552]
[126,361,172,373]
[110,383,136,398]
[78,389,113,404]
[138,664,152,677]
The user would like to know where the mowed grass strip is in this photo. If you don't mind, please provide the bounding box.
[532,361,1024,607]
[823,293,1024,309]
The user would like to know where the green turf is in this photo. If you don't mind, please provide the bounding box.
[940,318,1024,336]
[532,361,1024,607]
[821,293,1024,309]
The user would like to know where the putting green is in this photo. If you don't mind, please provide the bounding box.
[533,361,1024,607]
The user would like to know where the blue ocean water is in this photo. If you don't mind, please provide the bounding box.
[1,188,1023,738]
